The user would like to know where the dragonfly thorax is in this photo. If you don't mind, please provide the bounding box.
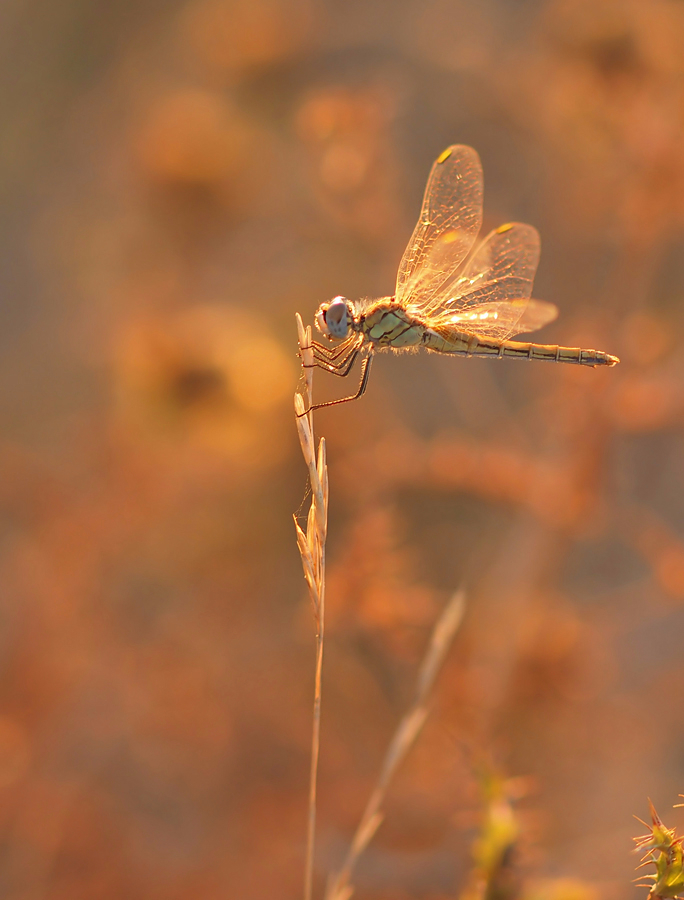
[315,296,354,340]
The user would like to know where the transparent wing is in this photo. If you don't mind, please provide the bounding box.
[443,298,559,342]
[427,222,542,339]
[396,145,483,312]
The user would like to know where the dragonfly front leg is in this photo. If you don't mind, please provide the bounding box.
[311,348,360,377]
[297,351,374,416]
[306,336,364,374]
[310,335,359,362]
[298,332,352,365]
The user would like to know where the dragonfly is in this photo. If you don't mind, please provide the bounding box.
[300,144,619,413]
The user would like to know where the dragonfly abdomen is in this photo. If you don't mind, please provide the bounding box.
[422,329,619,366]
[498,340,619,366]
[422,329,501,357]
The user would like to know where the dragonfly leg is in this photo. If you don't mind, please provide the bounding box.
[310,348,360,377]
[298,333,349,364]
[297,351,374,416]
[305,336,363,372]
[301,334,350,357]
[311,340,362,374]
[310,335,359,362]
[310,338,343,355]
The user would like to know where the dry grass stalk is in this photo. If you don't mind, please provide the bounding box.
[325,589,466,900]
[294,313,329,900]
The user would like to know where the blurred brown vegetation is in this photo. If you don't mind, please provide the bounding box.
[1,0,684,897]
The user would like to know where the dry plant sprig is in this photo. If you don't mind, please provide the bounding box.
[294,313,329,900]
[325,589,466,900]
[634,799,684,900]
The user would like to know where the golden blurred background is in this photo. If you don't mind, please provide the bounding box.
[1,0,684,897]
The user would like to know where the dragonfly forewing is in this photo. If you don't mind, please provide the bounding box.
[396,145,483,312]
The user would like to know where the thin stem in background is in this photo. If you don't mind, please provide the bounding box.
[325,590,466,900]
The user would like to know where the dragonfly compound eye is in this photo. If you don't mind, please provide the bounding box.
[322,297,349,339]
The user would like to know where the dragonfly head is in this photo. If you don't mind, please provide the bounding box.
[315,296,351,340]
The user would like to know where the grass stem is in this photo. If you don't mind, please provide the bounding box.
[295,314,329,900]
